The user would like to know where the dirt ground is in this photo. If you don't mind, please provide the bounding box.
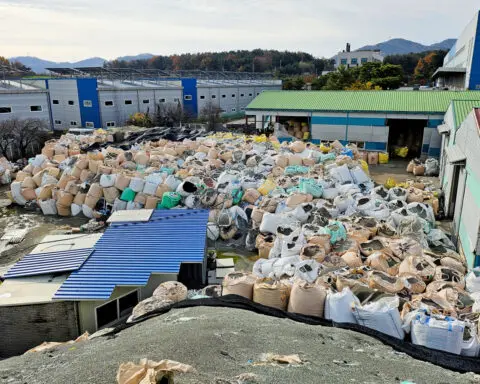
[368,159,439,187]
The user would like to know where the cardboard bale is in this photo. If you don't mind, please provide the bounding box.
[73,192,86,205]
[145,196,159,209]
[56,202,71,217]
[103,186,120,203]
[88,183,103,198]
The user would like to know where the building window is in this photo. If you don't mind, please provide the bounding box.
[83,100,92,107]
[340,59,347,65]
[200,95,205,99]
[96,300,118,329]
[70,121,78,126]
[361,58,368,64]
[52,100,59,105]
[248,93,253,97]
[118,291,139,317]
[125,100,133,105]
[240,93,245,97]
[211,95,216,99]
[184,95,192,101]
[222,94,226,98]
[95,290,139,329]
[231,108,236,112]
[105,101,114,106]
[351,58,358,65]
[54,120,62,125]
[232,94,236,98]
[173,98,180,103]
[30,105,42,112]
[241,107,245,111]
[256,92,260,96]
[85,122,94,128]
[68,100,75,106]
[142,99,150,104]
[159,98,166,103]
[106,121,116,127]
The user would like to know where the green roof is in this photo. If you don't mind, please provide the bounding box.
[246,90,480,114]
[452,100,480,128]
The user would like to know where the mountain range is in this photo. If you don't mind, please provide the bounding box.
[9,38,456,73]
[357,38,456,55]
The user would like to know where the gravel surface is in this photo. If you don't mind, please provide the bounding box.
[0,306,479,384]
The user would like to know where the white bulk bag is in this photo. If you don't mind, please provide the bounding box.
[164,175,181,191]
[324,288,359,324]
[71,203,82,216]
[411,313,465,355]
[39,199,57,215]
[145,173,164,186]
[329,165,353,184]
[10,181,27,206]
[127,201,143,210]
[294,260,320,283]
[350,166,370,185]
[82,204,94,218]
[129,177,145,193]
[142,181,158,195]
[322,187,339,200]
[271,256,300,279]
[259,213,284,234]
[466,268,480,293]
[41,174,58,187]
[352,296,405,339]
[31,154,47,167]
[207,223,220,241]
[113,198,128,212]
[100,174,117,188]
[461,323,480,357]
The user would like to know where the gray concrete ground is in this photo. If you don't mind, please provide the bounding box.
[369,159,439,186]
[0,306,478,384]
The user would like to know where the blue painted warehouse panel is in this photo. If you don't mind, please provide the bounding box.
[4,248,93,278]
[77,78,102,128]
[54,209,209,300]
[181,78,198,117]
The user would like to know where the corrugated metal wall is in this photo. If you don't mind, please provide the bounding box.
[0,92,50,124]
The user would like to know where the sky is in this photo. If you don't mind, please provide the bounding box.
[0,0,479,62]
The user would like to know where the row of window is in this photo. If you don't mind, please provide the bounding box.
[104,98,180,107]
[199,92,259,100]
[54,120,115,128]
[340,58,369,65]
[0,106,43,114]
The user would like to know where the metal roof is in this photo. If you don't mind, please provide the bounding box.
[246,90,480,114]
[3,234,101,279]
[54,209,209,301]
[452,100,480,128]
[4,249,94,278]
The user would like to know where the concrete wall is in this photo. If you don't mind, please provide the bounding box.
[0,91,50,124]
[0,301,78,358]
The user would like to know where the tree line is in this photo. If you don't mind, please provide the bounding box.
[282,50,448,90]
[106,50,335,76]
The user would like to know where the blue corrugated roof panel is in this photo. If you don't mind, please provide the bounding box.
[4,248,94,278]
[54,209,209,300]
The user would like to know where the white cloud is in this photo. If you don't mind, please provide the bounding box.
[0,0,478,61]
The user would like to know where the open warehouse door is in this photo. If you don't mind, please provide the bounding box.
[386,118,427,159]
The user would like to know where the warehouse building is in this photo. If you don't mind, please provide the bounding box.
[433,10,480,90]
[246,90,480,158]
[0,79,51,125]
[35,68,282,130]
[0,209,209,358]
[437,101,480,268]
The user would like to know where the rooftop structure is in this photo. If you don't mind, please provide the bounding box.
[335,43,384,69]
[433,10,480,90]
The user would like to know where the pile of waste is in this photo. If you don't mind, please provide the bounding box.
[407,158,440,177]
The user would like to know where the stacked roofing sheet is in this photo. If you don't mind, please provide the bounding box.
[3,234,101,279]
[54,209,209,300]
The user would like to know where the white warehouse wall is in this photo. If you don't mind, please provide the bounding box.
[0,92,50,124]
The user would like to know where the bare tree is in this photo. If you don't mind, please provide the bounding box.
[154,101,189,127]
[0,118,49,160]
[200,101,223,131]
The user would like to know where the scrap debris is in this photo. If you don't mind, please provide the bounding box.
[116,359,195,384]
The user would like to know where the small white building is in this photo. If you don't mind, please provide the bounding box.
[335,43,384,69]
